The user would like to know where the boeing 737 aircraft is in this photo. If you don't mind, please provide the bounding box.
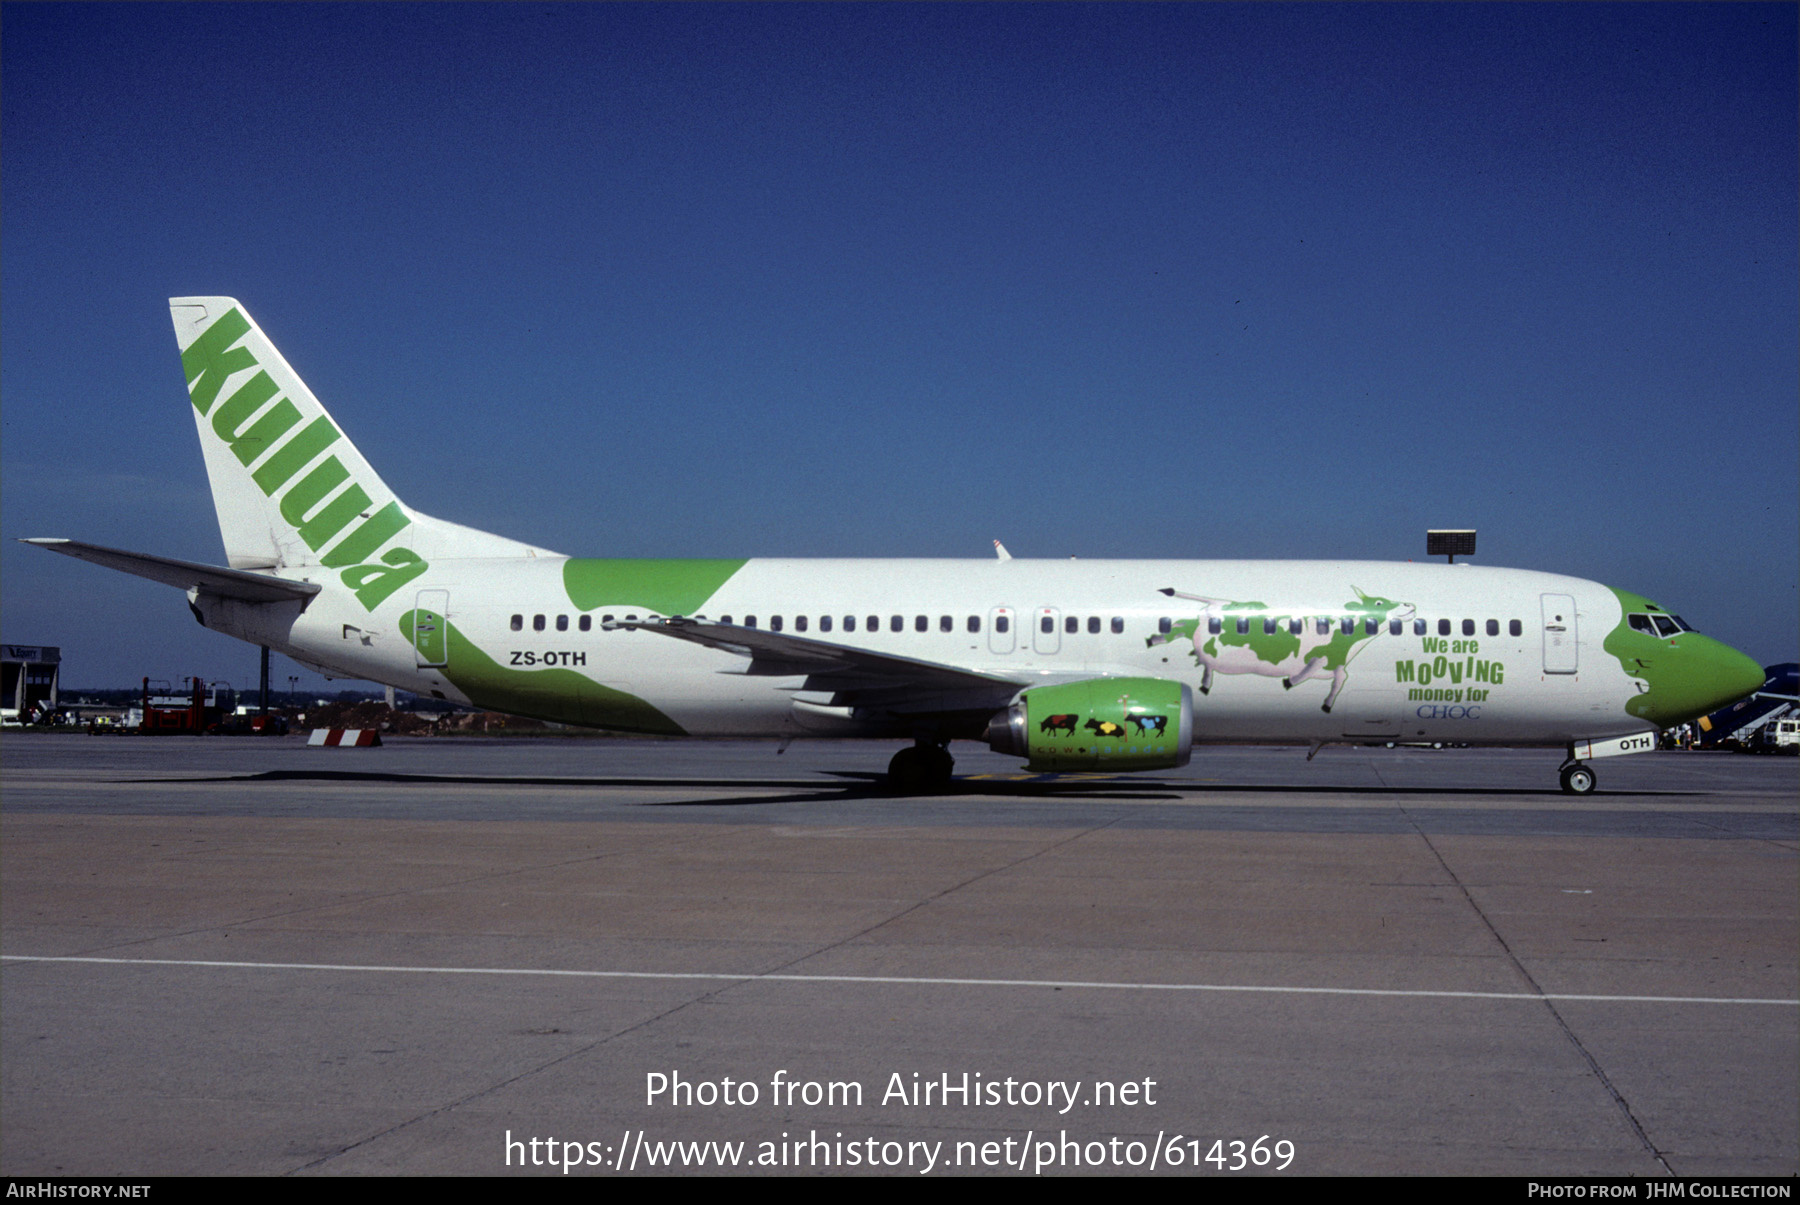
[25,298,1765,793]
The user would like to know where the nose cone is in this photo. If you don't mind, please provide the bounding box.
[1705,640,1771,712]
[1633,634,1766,728]
[1606,588,1769,728]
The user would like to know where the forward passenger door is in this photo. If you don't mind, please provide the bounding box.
[1541,593,1578,674]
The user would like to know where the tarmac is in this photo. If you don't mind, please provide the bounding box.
[2,733,1795,1177]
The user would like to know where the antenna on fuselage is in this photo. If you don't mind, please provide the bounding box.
[1426,529,1477,564]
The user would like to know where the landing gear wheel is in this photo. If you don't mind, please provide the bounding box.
[1559,763,1596,795]
[923,745,955,791]
[887,747,927,794]
[887,744,955,794]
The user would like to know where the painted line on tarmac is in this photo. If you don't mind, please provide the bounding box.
[4,955,1795,1006]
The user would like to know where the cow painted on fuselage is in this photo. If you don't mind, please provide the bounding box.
[1148,588,1416,712]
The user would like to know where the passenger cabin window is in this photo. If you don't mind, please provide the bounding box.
[719,615,732,625]
[1340,617,1355,635]
[1316,617,1330,635]
[556,615,568,632]
[1438,619,1451,636]
[1388,619,1402,635]
[1263,618,1277,635]
[915,615,928,633]
[819,616,832,632]
[890,616,903,633]
[1462,619,1475,636]
[510,614,523,631]
[533,614,546,632]
[1087,616,1100,634]
[995,616,1009,634]
[1208,617,1223,635]
[940,615,953,633]
[579,615,591,632]
[1111,617,1124,635]
[1289,618,1303,635]
[843,616,856,632]
[868,616,880,632]
[1158,617,1172,634]
[1414,619,1427,636]
[770,616,784,632]
[744,616,757,628]
[1509,619,1522,636]
[1485,619,1499,636]
[1236,617,1250,635]
[967,616,981,633]
[794,616,807,632]
[1041,615,1054,634]
[1364,619,1379,635]
[1064,616,1077,634]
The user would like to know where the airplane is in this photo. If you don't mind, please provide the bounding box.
[24,297,1766,795]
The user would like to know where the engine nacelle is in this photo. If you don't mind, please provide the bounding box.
[984,676,1194,772]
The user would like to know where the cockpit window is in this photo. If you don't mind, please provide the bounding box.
[1631,612,1692,638]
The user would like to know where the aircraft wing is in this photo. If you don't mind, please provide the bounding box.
[22,538,322,604]
[610,616,1032,715]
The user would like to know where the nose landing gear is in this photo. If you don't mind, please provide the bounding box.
[887,741,955,794]
[1558,762,1596,795]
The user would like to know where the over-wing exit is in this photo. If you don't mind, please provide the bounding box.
[25,299,1764,794]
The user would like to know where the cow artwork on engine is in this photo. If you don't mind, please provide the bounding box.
[1148,587,1416,712]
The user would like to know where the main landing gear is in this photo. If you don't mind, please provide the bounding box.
[1558,762,1596,795]
[887,741,955,794]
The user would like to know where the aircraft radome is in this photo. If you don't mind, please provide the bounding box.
[25,298,1765,794]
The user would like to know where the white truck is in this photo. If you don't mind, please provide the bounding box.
[1767,717,1800,754]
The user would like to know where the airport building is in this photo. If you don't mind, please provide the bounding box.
[2,644,61,719]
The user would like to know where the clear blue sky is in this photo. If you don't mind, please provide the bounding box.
[4,2,1795,692]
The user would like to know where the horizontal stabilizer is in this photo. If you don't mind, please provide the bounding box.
[21,538,322,604]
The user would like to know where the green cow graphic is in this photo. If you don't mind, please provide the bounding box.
[1148,588,1415,712]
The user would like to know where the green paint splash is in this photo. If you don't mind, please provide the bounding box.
[400,610,684,734]
[1603,587,1764,726]
[563,558,747,615]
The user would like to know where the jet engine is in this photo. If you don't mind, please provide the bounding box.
[984,677,1194,772]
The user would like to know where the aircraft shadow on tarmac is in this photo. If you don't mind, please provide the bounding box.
[126,767,1702,808]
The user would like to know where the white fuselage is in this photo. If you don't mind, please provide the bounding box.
[210,557,1642,747]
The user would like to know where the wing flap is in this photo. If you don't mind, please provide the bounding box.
[611,616,1025,712]
[22,538,322,604]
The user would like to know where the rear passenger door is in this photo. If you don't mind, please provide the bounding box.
[413,589,450,667]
